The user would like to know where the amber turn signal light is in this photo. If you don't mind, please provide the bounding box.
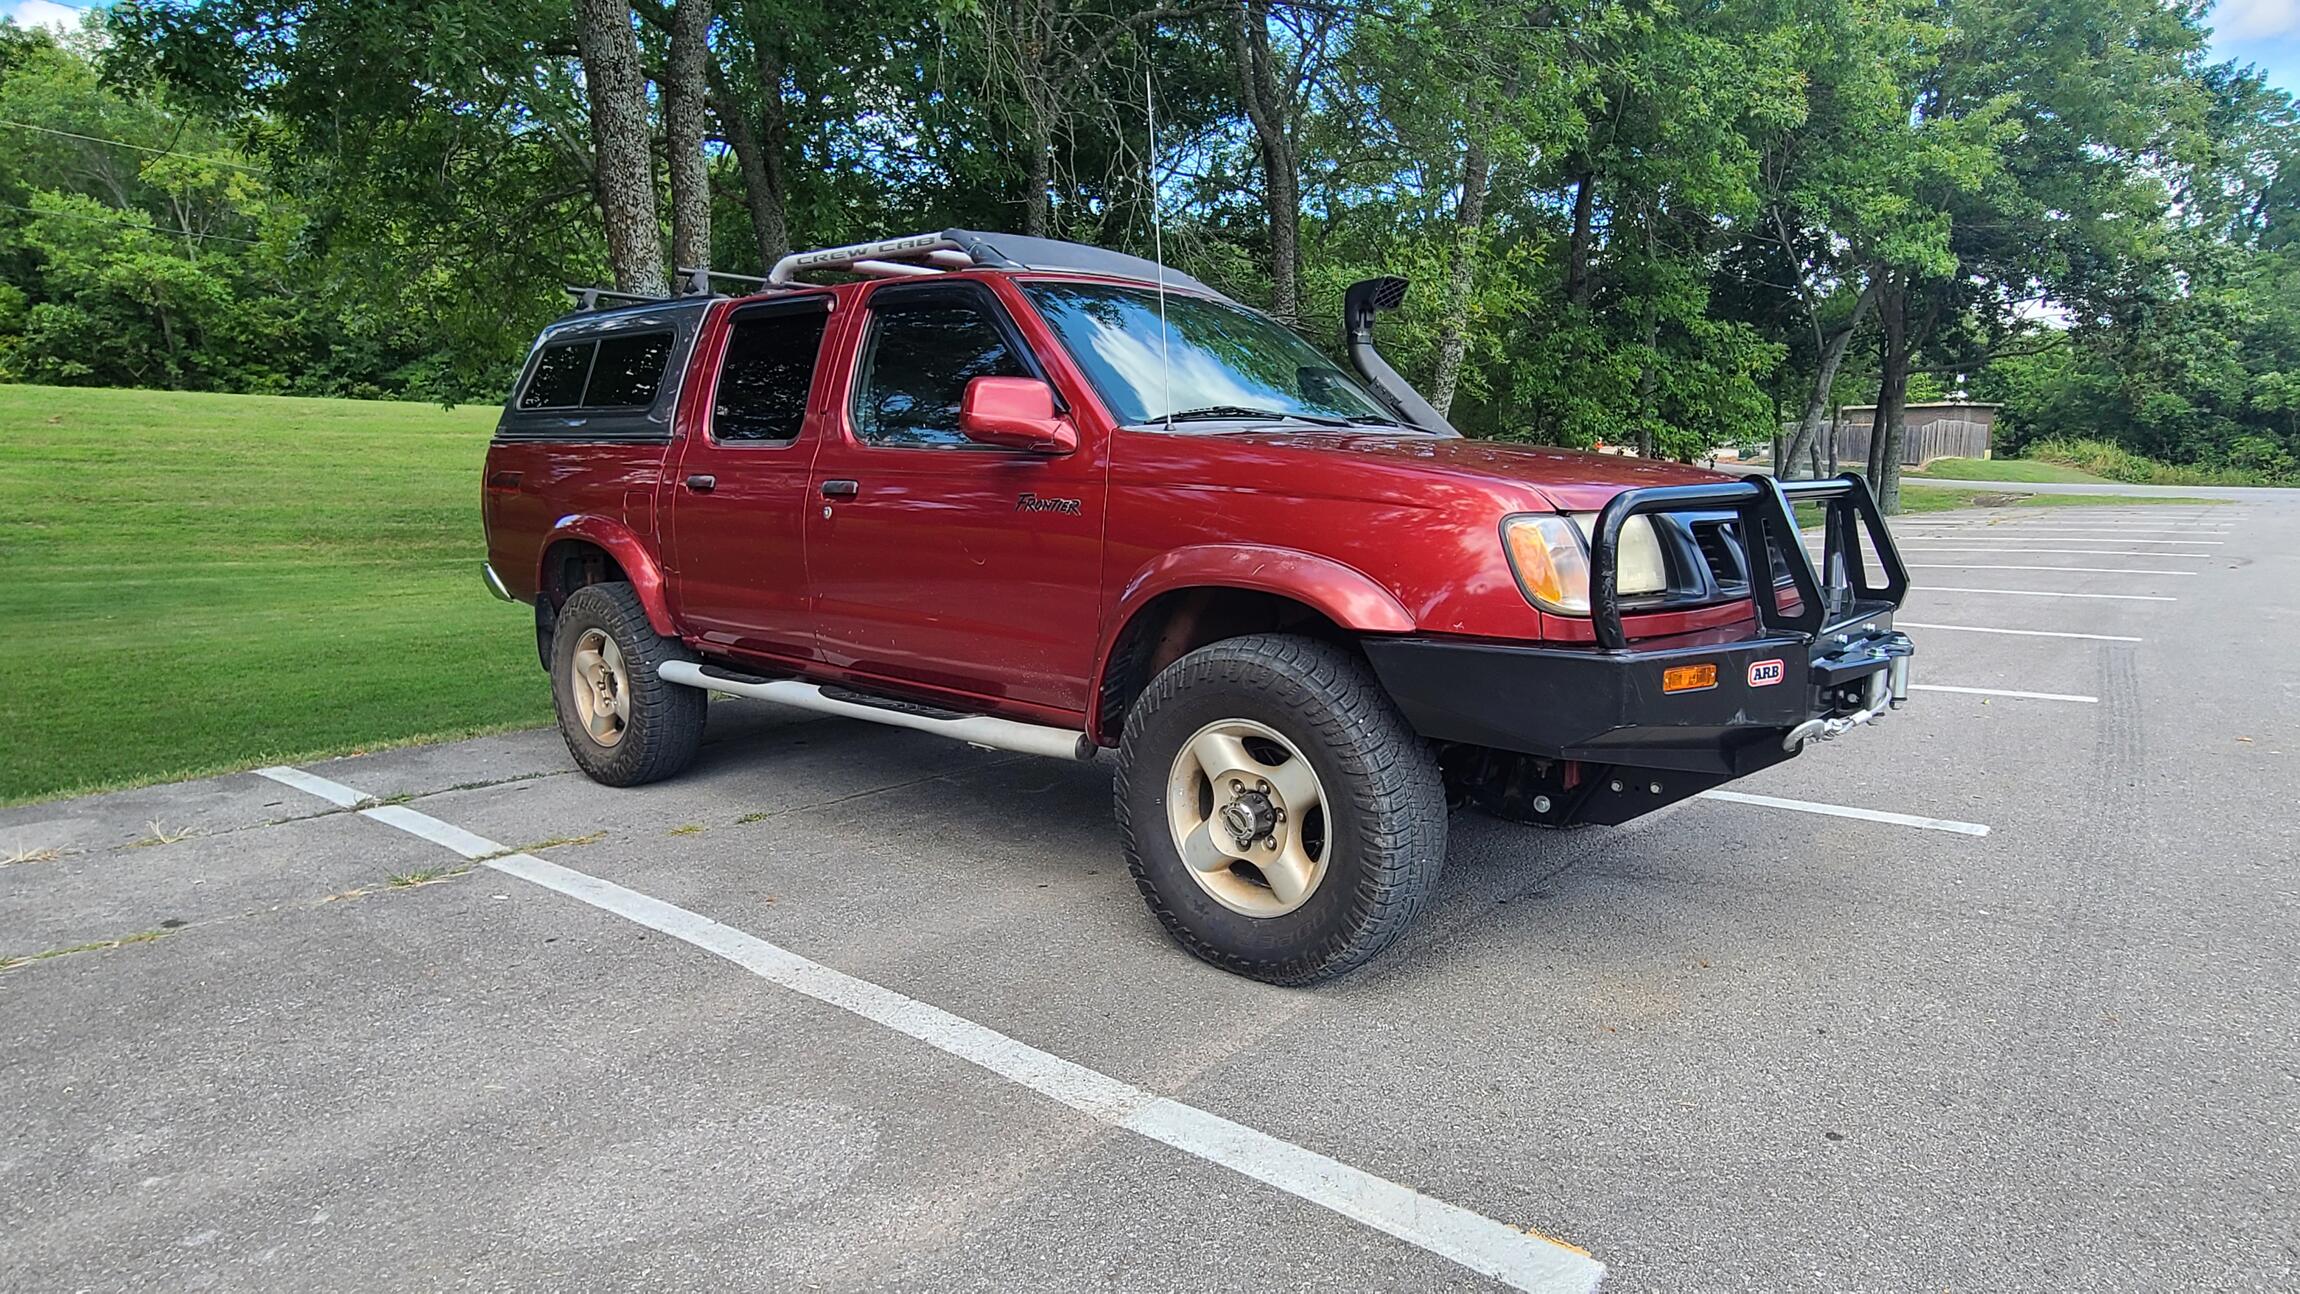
[1662,663,1717,693]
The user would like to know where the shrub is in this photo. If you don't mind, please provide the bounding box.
[2022,438,2291,487]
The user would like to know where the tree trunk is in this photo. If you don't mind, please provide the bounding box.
[1022,111,1052,237]
[1633,297,1660,458]
[715,29,791,269]
[1234,0,1300,323]
[1565,169,1595,307]
[721,105,789,269]
[664,0,713,279]
[1780,275,1879,477]
[1870,273,1910,511]
[1429,76,1512,417]
[575,0,667,297]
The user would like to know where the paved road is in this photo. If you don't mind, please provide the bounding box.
[4,502,2295,1291]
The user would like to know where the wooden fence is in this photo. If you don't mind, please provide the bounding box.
[1781,417,1991,468]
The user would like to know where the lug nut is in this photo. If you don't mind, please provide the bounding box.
[1532,795,1552,813]
[1649,782,1662,794]
[1609,780,1624,793]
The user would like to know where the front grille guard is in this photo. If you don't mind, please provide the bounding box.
[1587,473,1908,651]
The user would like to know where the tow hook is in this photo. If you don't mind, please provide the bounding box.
[1784,670,1892,753]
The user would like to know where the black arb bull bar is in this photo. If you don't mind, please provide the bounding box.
[1364,473,1916,828]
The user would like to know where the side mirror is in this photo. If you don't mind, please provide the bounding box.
[959,376,1077,454]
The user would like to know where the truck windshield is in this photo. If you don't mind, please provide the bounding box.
[1022,282,1398,429]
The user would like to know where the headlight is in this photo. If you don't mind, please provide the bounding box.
[1568,513,1668,596]
[1502,513,1667,616]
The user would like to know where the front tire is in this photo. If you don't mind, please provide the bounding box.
[550,582,705,787]
[1114,634,1446,985]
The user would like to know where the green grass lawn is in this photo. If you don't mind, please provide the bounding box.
[0,384,548,805]
[1904,456,2112,483]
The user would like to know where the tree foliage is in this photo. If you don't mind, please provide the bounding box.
[0,0,2292,492]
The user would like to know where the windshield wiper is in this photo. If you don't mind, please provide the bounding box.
[1161,406,1356,428]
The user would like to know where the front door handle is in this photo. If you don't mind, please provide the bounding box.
[820,479,859,499]
[685,474,716,493]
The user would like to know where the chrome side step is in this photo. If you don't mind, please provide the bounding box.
[657,660,1095,762]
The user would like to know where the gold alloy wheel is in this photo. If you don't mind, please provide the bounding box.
[1164,718,1330,918]
[569,627,631,748]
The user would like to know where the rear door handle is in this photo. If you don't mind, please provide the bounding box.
[685,474,716,493]
[820,479,859,499]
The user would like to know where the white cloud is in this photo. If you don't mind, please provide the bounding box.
[5,1,89,34]
[2215,0,2300,41]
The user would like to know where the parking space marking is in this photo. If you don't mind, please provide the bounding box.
[1873,547,2213,557]
[1696,789,1991,836]
[1886,533,2226,544]
[1902,563,2197,576]
[254,767,1606,1294]
[1908,684,2099,703]
[252,764,369,808]
[1920,586,2176,601]
[1898,621,2142,642]
[1893,527,2231,534]
[1885,536,2224,546]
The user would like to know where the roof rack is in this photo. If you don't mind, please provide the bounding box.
[563,267,791,311]
[767,233,978,284]
[767,228,1229,300]
[565,230,1229,311]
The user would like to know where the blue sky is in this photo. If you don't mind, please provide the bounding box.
[2,0,2294,98]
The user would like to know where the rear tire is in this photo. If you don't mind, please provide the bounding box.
[550,582,705,787]
[1114,634,1446,985]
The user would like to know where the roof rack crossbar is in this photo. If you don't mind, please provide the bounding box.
[563,284,670,310]
[675,266,790,296]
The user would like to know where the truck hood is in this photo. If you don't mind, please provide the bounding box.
[1214,430,1737,512]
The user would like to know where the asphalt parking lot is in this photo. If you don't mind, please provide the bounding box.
[5,500,2296,1292]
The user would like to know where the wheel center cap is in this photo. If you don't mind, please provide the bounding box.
[1221,792,1276,845]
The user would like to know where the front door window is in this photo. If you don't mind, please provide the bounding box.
[849,289,1030,448]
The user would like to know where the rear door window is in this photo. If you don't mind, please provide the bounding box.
[713,307,830,444]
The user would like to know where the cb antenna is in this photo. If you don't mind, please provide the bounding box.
[1145,67,1172,432]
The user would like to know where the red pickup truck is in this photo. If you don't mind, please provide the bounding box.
[483,230,1914,984]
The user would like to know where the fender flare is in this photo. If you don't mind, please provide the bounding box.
[1088,544,1416,742]
[536,515,678,638]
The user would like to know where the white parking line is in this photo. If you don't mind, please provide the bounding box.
[1695,789,1991,836]
[1884,536,2223,545]
[1877,547,2213,557]
[1920,586,2175,601]
[1890,530,2225,540]
[1909,684,2098,703]
[1903,563,2197,576]
[255,766,1606,1294]
[1899,621,2142,642]
[1893,523,2229,529]
[1886,526,2226,530]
